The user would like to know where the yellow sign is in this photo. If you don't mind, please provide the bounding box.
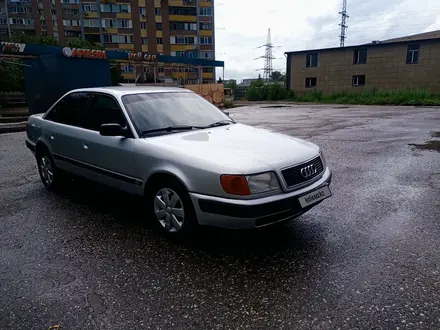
[128,52,157,62]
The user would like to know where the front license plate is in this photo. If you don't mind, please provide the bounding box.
[298,186,332,208]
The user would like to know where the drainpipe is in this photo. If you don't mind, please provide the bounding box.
[96,0,103,45]
[78,0,85,40]
[212,0,215,82]
[4,0,11,38]
[196,0,201,84]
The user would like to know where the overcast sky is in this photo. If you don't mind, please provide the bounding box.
[214,0,440,81]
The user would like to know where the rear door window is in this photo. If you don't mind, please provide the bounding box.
[45,92,90,128]
[86,93,127,131]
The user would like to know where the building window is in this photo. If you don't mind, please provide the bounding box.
[10,18,34,25]
[139,7,146,15]
[82,4,97,12]
[199,23,212,30]
[171,22,197,31]
[352,75,365,86]
[157,37,163,44]
[51,9,56,15]
[140,22,146,29]
[406,44,420,64]
[174,36,194,44]
[199,8,212,16]
[201,51,213,58]
[156,23,162,30]
[200,37,212,45]
[353,48,367,64]
[305,77,317,88]
[169,6,196,16]
[117,19,132,28]
[203,67,214,73]
[306,53,318,67]
[154,8,161,15]
[142,37,148,44]
[101,4,131,13]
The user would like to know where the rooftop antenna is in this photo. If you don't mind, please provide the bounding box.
[339,0,349,47]
[254,28,278,82]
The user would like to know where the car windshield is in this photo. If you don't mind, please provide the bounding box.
[121,92,233,136]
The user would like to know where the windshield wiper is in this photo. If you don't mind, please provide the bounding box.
[140,125,201,136]
[204,120,235,128]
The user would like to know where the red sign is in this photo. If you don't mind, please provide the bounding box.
[62,47,106,60]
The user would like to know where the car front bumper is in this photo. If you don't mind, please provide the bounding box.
[189,168,333,229]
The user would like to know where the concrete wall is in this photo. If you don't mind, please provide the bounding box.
[287,39,440,95]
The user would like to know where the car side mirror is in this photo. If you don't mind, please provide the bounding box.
[99,123,128,137]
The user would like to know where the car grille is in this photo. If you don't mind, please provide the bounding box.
[281,156,324,187]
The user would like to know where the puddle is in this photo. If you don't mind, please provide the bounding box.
[261,105,291,108]
[431,131,440,138]
[409,140,440,152]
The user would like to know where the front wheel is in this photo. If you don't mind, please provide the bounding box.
[147,179,198,238]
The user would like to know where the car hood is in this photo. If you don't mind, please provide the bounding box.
[145,123,320,174]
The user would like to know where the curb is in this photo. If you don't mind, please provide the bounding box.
[0,122,26,134]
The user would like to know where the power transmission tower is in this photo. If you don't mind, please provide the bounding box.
[255,29,277,82]
[339,0,349,47]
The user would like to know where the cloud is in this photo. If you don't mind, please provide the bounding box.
[215,0,440,81]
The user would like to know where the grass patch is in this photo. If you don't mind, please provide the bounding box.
[245,82,440,106]
[291,89,440,106]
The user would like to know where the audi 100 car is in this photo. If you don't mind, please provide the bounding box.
[25,87,332,237]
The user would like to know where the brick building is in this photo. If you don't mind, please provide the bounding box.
[0,0,216,83]
[285,30,440,95]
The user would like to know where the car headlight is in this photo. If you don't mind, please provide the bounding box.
[220,172,280,195]
[247,172,280,194]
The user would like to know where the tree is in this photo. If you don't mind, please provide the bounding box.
[270,70,284,82]
[224,80,237,90]
[110,62,123,86]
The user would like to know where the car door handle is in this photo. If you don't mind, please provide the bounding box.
[83,144,88,150]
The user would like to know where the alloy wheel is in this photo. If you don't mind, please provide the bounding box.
[154,188,185,233]
[39,155,54,187]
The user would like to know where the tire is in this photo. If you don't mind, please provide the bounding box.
[146,177,198,238]
[36,149,60,190]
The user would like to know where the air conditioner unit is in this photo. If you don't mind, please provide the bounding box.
[372,40,380,44]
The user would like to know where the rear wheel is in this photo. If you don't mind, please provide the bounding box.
[36,149,60,190]
[147,178,198,238]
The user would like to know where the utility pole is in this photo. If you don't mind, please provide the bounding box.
[339,0,349,47]
[254,28,277,83]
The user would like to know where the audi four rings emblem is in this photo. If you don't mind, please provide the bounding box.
[300,164,317,178]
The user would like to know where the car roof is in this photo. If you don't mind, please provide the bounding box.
[67,86,193,97]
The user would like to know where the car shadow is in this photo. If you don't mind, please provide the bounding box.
[52,177,327,263]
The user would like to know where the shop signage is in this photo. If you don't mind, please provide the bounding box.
[62,47,107,59]
[0,42,26,54]
[128,52,157,62]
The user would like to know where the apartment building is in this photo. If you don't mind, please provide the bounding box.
[0,0,216,83]
[285,30,440,94]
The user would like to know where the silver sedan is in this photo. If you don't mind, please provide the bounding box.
[25,87,332,237]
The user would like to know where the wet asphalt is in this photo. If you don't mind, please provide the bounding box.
[1,104,440,330]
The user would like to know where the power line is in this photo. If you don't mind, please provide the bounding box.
[339,0,349,47]
[254,28,280,82]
